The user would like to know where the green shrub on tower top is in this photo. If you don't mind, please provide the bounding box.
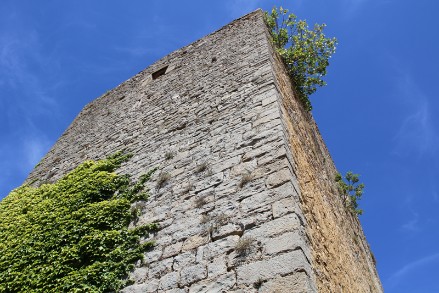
[265,7,337,111]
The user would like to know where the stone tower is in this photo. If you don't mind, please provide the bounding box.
[27,9,382,293]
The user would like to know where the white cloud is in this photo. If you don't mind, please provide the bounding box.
[0,30,59,117]
[22,137,51,171]
[0,21,59,191]
[393,73,438,158]
[401,211,419,232]
[399,195,421,233]
[386,253,439,289]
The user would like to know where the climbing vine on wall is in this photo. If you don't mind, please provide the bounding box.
[0,152,158,292]
[265,7,337,111]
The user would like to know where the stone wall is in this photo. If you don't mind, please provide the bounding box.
[27,9,381,292]
[264,15,383,293]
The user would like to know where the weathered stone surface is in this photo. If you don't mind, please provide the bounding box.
[253,111,279,128]
[180,264,207,287]
[165,289,186,293]
[257,145,287,166]
[272,197,295,218]
[259,272,316,293]
[159,271,180,291]
[189,272,236,293]
[144,249,162,263]
[173,251,196,271]
[182,235,209,252]
[211,156,241,173]
[129,267,148,284]
[230,160,257,176]
[240,190,273,214]
[148,257,174,279]
[261,94,277,106]
[163,217,204,243]
[198,235,239,261]
[272,181,297,200]
[207,256,228,278]
[266,168,291,189]
[244,213,302,239]
[263,231,305,256]
[236,250,311,285]
[162,242,183,258]
[121,279,159,293]
[251,157,288,180]
[211,223,243,240]
[242,144,274,162]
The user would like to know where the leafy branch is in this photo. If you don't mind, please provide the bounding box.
[264,7,337,111]
[335,171,364,216]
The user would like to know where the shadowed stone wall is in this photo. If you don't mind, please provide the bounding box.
[27,9,382,293]
[266,23,383,292]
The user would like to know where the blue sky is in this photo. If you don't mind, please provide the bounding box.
[1,0,438,292]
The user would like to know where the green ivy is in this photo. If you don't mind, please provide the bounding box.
[0,152,158,292]
[264,7,337,111]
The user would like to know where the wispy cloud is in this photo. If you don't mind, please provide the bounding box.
[0,131,51,198]
[392,73,438,158]
[401,211,419,232]
[0,14,61,196]
[386,253,439,289]
[22,136,51,171]
[399,196,421,233]
[0,30,59,116]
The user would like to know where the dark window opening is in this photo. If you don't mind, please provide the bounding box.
[152,66,168,80]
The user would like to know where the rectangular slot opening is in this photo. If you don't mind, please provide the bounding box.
[152,66,168,80]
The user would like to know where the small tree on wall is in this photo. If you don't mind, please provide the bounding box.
[336,171,365,216]
[264,7,337,111]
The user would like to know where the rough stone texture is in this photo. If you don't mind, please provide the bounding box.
[159,271,180,291]
[121,279,159,293]
[26,9,382,293]
[259,272,314,293]
[236,250,312,286]
[189,272,236,293]
[180,264,207,287]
